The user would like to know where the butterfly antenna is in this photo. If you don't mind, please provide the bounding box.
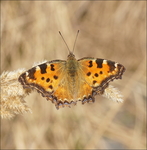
[72,30,79,53]
[59,31,71,54]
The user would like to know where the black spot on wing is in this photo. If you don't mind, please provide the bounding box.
[100,71,103,74]
[53,75,58,80]
[49,85,53,89]
[39,64,47,74]
[51,64,55,71]
[93,80,97,84]
[87,72,91,76]
[96,59,103,68]
[88,61,93,67]
[107,61,116,72]
[28,67,36,79]
[41,77,45,80]
[46,78,50,82]
[94,73,99,77]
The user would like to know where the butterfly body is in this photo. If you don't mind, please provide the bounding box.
[66,53,78,77]
[18,50,125,109]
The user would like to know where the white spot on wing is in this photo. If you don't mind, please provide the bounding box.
[36,66,40,71]
[103,60,107,64]
[94,83,99,87]
[26,72,29,76]
[115,63,118,67]
[47,63,50,67]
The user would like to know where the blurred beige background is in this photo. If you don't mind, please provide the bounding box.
[1,1,146,149]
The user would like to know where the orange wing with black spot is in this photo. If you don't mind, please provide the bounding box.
[78,57,125,95]
[18,60,66,100]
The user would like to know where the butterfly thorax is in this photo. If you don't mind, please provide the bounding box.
[66,53,78,77]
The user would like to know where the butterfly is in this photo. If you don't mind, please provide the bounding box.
[18,31,125,109]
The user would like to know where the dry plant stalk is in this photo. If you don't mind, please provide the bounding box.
[0,67,123,119]
[0,69,32,119]
[102,85,123,103]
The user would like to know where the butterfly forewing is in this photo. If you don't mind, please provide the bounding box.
[18,60,66,97]
[78,57,125,94]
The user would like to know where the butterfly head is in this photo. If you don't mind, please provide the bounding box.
[67,52,75,60]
